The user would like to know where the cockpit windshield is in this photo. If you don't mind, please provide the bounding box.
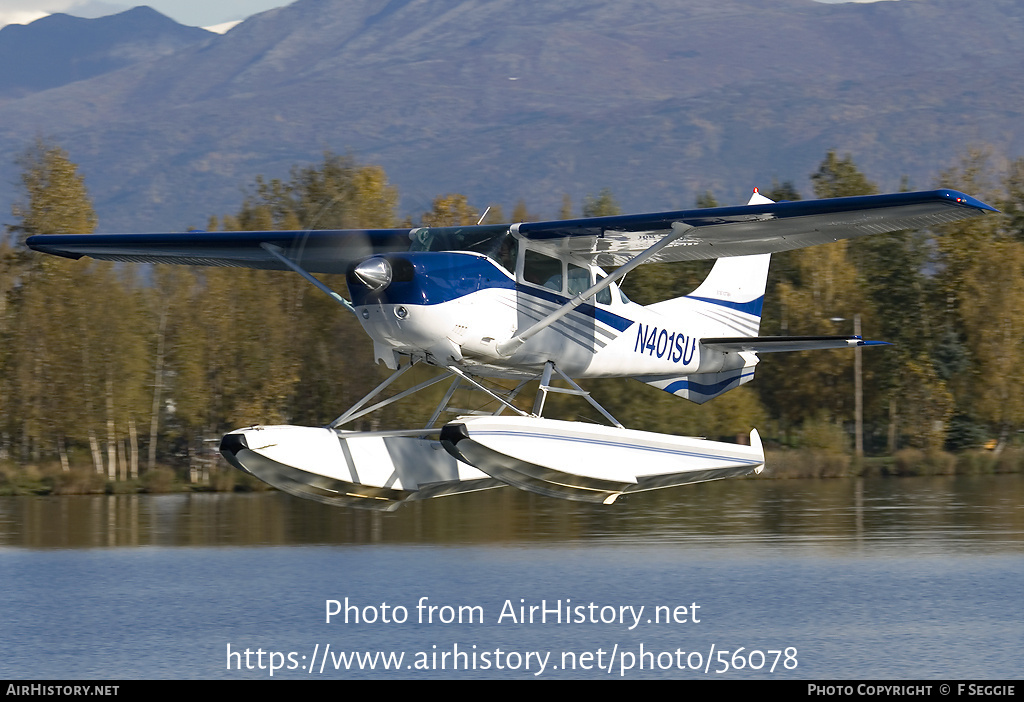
[409,224,508,255]
[409,224,517,273]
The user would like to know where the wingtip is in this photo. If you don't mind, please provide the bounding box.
[938,189,999,213]
[24,235,84,259]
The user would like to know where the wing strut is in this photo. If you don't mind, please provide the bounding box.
[496,222,695,356]
[260,242,354,314]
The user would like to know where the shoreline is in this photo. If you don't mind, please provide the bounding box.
[2,448,1022,497]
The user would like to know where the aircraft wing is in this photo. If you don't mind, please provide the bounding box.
[515,189,996,266]
[26,189,995,272]
[25,228,413,275]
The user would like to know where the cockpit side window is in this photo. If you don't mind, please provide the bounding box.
[523,249,563,292]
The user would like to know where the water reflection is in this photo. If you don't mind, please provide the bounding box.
[2,474,1022,553]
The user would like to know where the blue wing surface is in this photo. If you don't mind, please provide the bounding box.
[25,228,414,275]
[517,189,996,266]
[26,190,995,272]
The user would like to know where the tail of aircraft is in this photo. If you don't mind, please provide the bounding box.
[638,190,775,403]
[639,252,769,403]
[646,251,771,338]
[647,187,774,336]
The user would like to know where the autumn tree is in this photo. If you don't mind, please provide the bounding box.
[3,139,101,468]
[420,193,479,226]
[931,150,1024,450]
[757,152,879,449]
[559,193,573,220]
[208,156,403,436]
[227,152,400,231]
[8,138,98,242]
[2,139,150,474]
[510,199,536,223]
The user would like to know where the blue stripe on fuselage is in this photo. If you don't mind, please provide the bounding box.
[519,284,634,332]
[686,295,765,317]
[348,251,635,332]
[663,370,756,396]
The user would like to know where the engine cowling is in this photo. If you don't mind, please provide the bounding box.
[345,251,516,366]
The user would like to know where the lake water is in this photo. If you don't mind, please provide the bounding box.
[1,474,1021,680]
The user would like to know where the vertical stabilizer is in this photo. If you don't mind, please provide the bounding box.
[639,190,775,403]
[679,252,771,333]
[648,190,775,338]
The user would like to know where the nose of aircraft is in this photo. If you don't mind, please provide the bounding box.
[352,257,392,290]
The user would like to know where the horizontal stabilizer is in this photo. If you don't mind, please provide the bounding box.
[701,336,890,353]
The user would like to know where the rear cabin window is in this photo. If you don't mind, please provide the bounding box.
[595,275,612,305]
[567,263,590,296]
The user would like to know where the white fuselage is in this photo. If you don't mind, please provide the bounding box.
[349,248,759,382]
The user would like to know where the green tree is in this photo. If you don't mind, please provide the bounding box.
[810,151,879,200]
[1002,157,1024,241]
[763,179,802,203]
[581,188,621,217]
[695,190,718,209]
[757,151,960,452]
[811,154,953,450]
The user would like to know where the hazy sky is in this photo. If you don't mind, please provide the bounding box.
[0,0,896,31]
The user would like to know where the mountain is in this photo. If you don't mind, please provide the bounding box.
[0,6,212,99]
[0,0,1022,231]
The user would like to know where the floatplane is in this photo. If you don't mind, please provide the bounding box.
[28,188,995,509]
